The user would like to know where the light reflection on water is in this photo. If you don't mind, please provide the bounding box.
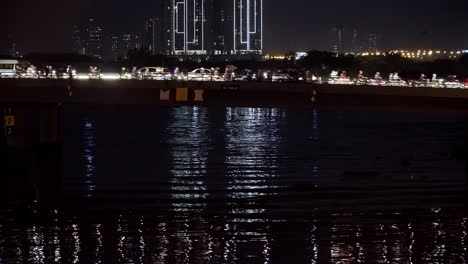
[168,106,209,213]
[83,119,96,198]
[0,105,467,263]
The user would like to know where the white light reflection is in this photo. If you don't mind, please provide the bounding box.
[355,225,364,263]
[308,225,318,263]
[312,109,319,178]
[0,224,3,262]
[116,215,127,262]
[225,107,282,211]
[167,106,212,262]
[82,120,96,198]
[95,224,103,262]
[424,218,447,263]
[51,215,61,263]
[71,223,81,264]
[462,218,467,262]
[156,222,169,263]
[224,107,283,264]
[168,106,209,213]
[29,225,45,264]
[138,216,145,263]
[330,224,354,263]
[408,222,415,264]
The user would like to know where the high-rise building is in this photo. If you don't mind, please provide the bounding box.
[125,34,141,51]
[162,0,263,56]
[169,0,208,55]
[330,26,343,55]
[72,19,104,59]
[351,28,359,54]
[10,42,19,57]
[72,25,85,55]
[111,35,121,60]
[86,19,104,60]
[368,33,378,52]
[144,18,158,55]
[2,34,18,57]
[111,34,141,60]
[208,0,233,55]
[232,0,263,54]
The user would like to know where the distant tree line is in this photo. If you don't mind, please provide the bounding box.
[295,51,468,78]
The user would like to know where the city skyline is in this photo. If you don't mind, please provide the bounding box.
[3,0,468,55]
[68,1,264,59]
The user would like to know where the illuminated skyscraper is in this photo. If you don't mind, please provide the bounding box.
[170,0,208,55]
[163,0,263,56]
[233,0,263,54]
[368,33,378,52]
[330,26,343,55]
[144,18,156,55]
[73,19,104,59]
[85,19,104,60]
[144,18,163,55]
[72,25,85,55]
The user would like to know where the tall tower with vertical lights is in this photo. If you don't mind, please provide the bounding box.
[233,0,263,54]
[171,0,207,55]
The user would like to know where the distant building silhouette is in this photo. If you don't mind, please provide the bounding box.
[72,25,85,55]
[72,19,104,60]
[86,19,104,60]
[330,26,343,55]
[209,0,233,55]
[351,28,359,54]
[111,34,141,60]
[10,43,18,57]
[368,33,378,52]
[144,18,161,55]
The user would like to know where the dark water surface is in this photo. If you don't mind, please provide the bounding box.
[1,105,468,263]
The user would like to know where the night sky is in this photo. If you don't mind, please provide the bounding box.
[5,0,468,54]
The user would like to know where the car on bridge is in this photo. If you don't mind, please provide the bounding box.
[443,75,465,89]
[55,66,77,79]
[0,59,37,78]
[272,70,296,83]
[327,71,354,85]
[137,67,172,80]
[462,78,468,88]
[187,68,215,81]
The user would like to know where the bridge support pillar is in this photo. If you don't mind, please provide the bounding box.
[1,103,62,208]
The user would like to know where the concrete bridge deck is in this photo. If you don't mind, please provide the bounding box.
[1,79,468,114]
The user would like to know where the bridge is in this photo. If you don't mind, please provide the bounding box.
[1,79,468,114]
